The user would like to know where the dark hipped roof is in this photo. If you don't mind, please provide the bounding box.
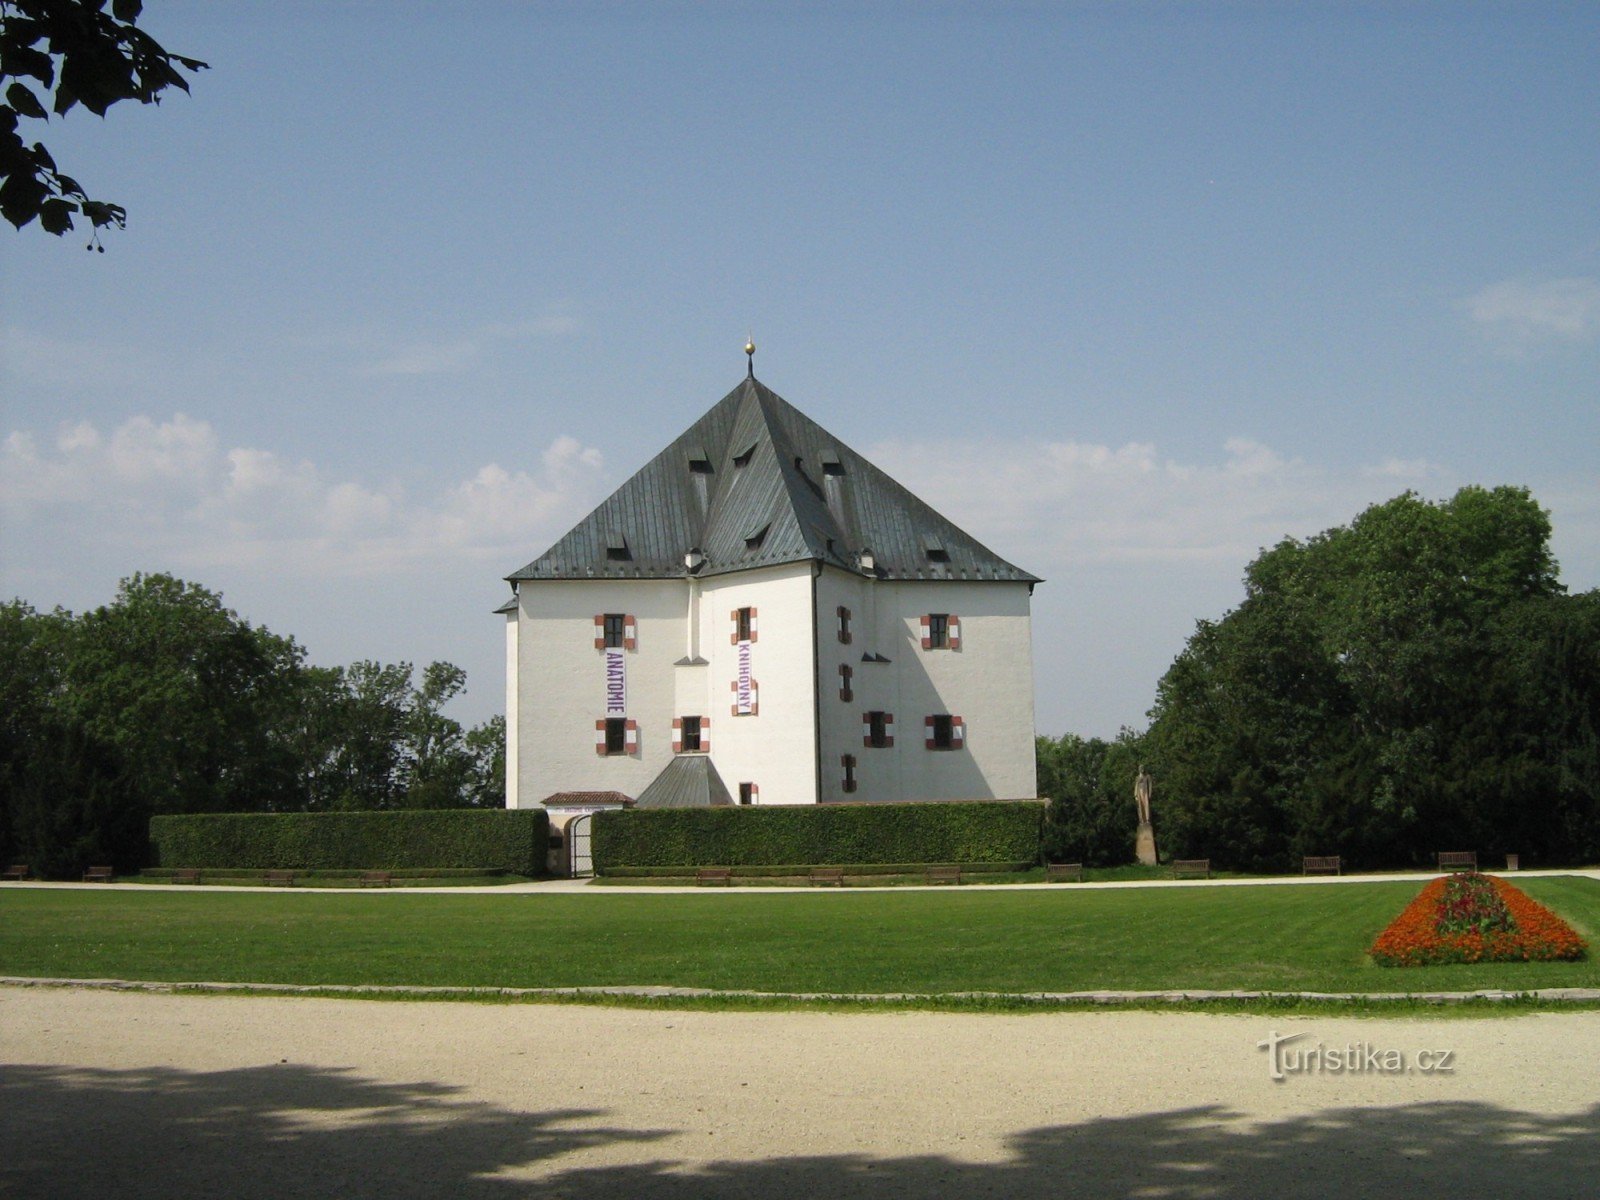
[634,755,735,809]
[507,376,1038,584]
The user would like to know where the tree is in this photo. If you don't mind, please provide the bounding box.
[464,715,507,809]
[0,573,515,874]
[1143,486,1595,870]
[1037,731,1143,866]
[1,0,206,243]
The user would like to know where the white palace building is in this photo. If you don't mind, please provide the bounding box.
[501,358,1040,865]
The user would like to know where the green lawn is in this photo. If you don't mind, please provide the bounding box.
[2,877,1597,998]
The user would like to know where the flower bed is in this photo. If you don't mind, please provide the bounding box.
[1369,872,1587,967]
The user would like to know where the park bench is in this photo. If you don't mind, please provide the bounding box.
[1437,851,1477,872]
[809,867,845,887]
[1172,859,1211,880]
[83,865,114,883]
[358,871,394,888]
[263,870,297,887]
[695,867,732,886]
[1302,856,1342,876]
[3,864,28,882]
[171,868,202,884]
[1045,862,1084,882]
[926,864,962,885]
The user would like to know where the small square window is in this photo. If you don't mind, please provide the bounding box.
[927,613,950,649]
[839,663,853,702]
[929,715,953,750]
[736,607,754,642]
[604,717,627,755]
[739,782,756,806]
[681,716,702,752]
[841,754,857,794]
[864,711,893,749]
[837,605,852,644]
[602,614,626,649]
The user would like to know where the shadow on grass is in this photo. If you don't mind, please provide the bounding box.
[3,1062,1597,1199]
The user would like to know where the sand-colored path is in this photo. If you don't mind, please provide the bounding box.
[4,986,1597,1199]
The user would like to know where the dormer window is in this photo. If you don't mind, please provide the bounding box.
[821,450,844,477]
[732,442,756,468]
[745,523,769,552]
[687,447,713,474]
[922,534,949,563]
[606,531,631,562]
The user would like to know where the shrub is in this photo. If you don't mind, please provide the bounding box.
[149,809,548,876]
[592,800,1045,871]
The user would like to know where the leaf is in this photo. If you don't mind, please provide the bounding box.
[29,141,56,173]
[79,199,126,229]
[1,43,56,88]
[5,82,49,121]
[0,169,48,229]
[112,0,145,21]
[38,197,76,235]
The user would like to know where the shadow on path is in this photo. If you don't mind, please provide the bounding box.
[4,1061,1597,1199]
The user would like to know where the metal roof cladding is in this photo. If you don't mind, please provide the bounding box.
[634,754,736,808]
[507,375,1041,585]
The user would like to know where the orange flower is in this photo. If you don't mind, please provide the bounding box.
[1370,874,1587,967]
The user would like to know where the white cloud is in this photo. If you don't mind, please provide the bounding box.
[1,413,608,581]
[869,434,1451,577]
[1464,277,1600,353]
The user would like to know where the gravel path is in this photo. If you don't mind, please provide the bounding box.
[4,985,1597,1199]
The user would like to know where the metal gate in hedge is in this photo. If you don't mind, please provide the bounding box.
[568,813,594,878]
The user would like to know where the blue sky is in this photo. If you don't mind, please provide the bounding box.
[4,2,1597,738]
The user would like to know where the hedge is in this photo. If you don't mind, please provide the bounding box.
[149,809,549,876]
[592,800,1045,870]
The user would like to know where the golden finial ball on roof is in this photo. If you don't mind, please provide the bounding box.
[745,337,755,357]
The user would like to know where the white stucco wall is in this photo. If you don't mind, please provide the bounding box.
[504,608,519,807]
[697,563,820,806]
[508,578,688,808]
[507,562,1034,809]
[814,567,1038,803]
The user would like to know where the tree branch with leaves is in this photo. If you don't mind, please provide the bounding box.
[1,0,205,246]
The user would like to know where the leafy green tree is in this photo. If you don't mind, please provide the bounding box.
[401,661,472,810]
[1037,730,1142,865]
[464,714,507,809]
[2,0,206,242]
[0,574,513,874]
[1144,486,1593,870]
[63,573,307,817]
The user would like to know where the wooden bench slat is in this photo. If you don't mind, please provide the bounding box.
[172,868,202,884]
[263,870,296,886]
[926,865,962,885]
[695,867,732,886]
[2,864,29,882]
[1302,856,1341,876]
[1172,859,1210,879]
[1436,852,1477,871]
[809,867,845,887]
[1045,862,1083,882]
[359,871,394,887]
[83,866,114,883]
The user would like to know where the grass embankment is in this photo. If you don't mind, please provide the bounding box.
[2,878,1596,1001]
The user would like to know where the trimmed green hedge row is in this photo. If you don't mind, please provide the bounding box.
[149,809,549,876]
[601,862,1035,878]
[592,801,1045,870]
